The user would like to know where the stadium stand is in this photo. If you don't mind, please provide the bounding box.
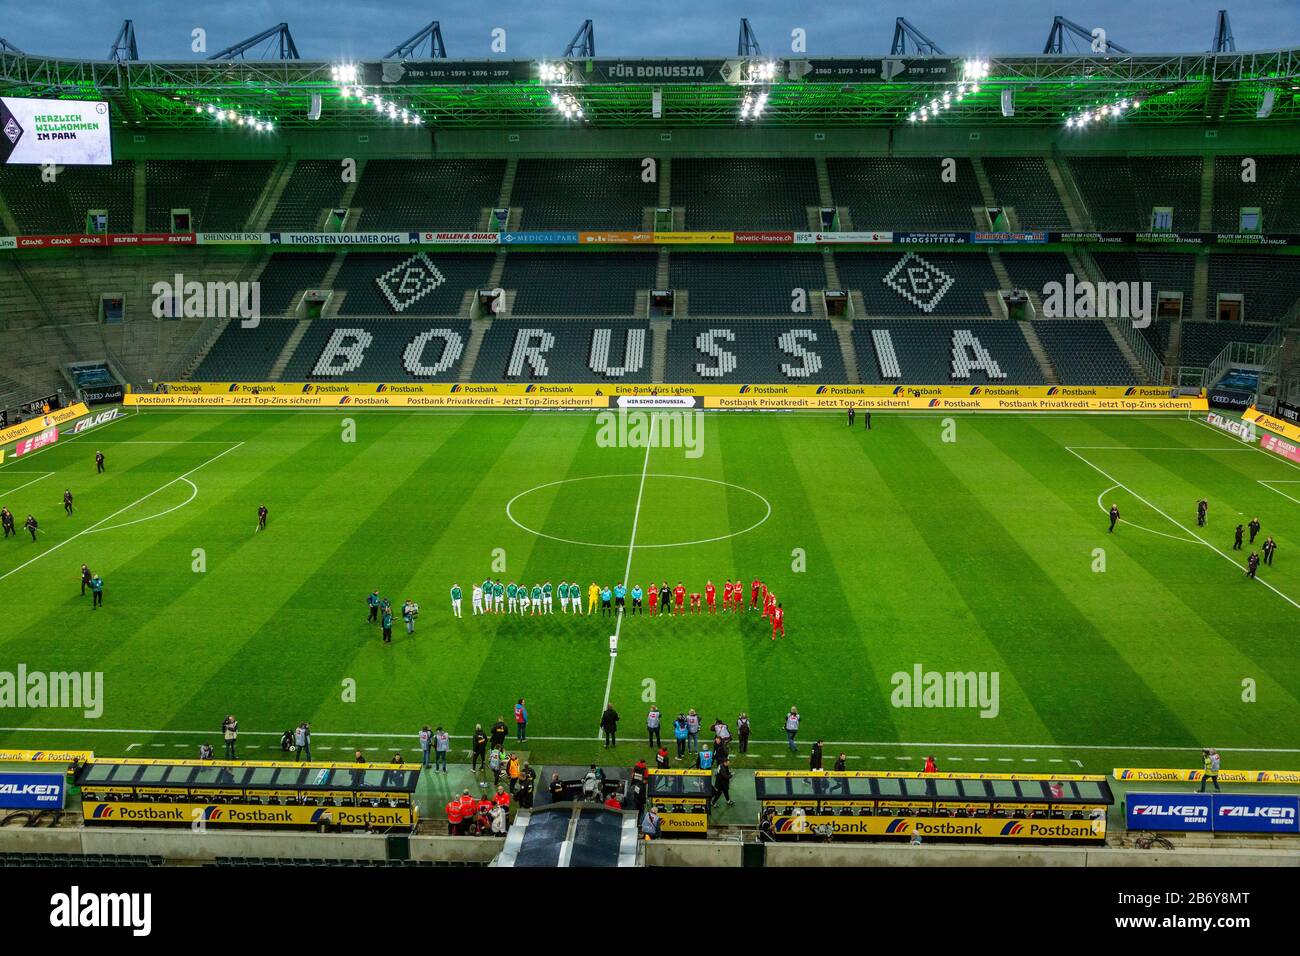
[1177,319,1278,367]
[0,162,135,234]
[278,318,474,381]
[352,159,505,230]
[853,318,1043,383]
[255,252,335,316]
[663,319,848,383]
[669,252,826,315]
[982,157,1071,229]
[333,252,494,316]
[999,251,1075,296]
[503,251,657,315]
[837,251,999,316]
[1066,156,1203,232]
[191,320,300,380]
[1212,154,1300,233]
[145,160,275,232]
[513,159,657,230]
[1136,318,1172,361]
[673,158,819,230]
[267,160,353,231]
[827,157,982,230]
[1207,253,1300,323]
[471,319,655,382]
[1030,320,1134,384]
[1092,251,1197,312]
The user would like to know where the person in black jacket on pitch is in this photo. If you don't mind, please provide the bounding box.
[600,704,620,748]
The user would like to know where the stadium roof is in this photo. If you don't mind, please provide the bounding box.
[1,49,1298,129]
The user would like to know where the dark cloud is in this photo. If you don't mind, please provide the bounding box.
[5,0,1295,59]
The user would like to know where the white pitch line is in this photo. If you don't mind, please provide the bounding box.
[86,478,198,534]
[0,407,138,471]
[1096,482,1200,545]
[1067,446,1300,612]
[0,471,55,495]
[1188,415,1300,476]
[0,441,243,582]
[5,725,1300,754]
[1259,480,1300,505]
[598,418,656,727]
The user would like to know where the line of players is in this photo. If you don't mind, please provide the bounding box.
[453,578,785,638]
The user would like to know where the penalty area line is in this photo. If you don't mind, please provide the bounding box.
[0,441,243,583]
[1067,446,1300,612]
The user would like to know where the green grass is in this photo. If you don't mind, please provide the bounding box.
[1,407,1298,776]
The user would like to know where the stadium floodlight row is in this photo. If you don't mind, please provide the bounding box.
[1,45,1298,128]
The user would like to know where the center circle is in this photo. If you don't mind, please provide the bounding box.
[505,473,771,549]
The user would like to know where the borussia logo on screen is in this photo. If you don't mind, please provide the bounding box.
[375,252,446,313]
[882,252,954,313]
[3,117,21,145]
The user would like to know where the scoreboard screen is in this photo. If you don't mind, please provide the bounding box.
[0,96,112,165]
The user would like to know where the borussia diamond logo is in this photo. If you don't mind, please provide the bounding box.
[3,117,21,145]
[882,252,954,313]
[375,252,446,313]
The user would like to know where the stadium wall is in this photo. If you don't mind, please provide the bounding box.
[112,124,1300,161]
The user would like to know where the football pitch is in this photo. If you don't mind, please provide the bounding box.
[1,406,1298,774]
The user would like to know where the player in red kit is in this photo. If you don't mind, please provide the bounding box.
[647,586,658,616]
[764,589,777,620]
[750,578,761,611]
[771,603,785,640]
[673,582,686,615]
[731,576,743,610]
[705,581,716,614]
[690,591,701,613]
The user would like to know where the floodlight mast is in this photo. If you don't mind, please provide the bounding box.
[108,20,139,62]
[1042,16,1131,54]
[890,18,945,56]
[564,20,595,58]
[385,21,447,59]
[1212,10,1236,53]
[0,37,24,54]
[207,23,301,61]
[738,18,762,57]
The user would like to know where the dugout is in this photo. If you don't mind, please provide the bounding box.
[647,768,713,836]
[75,757,419,832]
[755,771,1112,843]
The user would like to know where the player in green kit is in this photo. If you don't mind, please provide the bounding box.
[492,579,504,612]
[507,581,519,614]
[482,577,494,614]
[543,580,553,614]
[529,583,542,616]
[571,577,584,614]
[557,580,570,613]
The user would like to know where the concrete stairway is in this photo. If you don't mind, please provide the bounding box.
[268,320,312,380]
[651,320,670,382]
[1044,154,1089,230]
[250,158,296,231]
[832,321,861,384]
[458,320,491,381]
[1105,321,1151,383]
[1018,321,1059,384]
